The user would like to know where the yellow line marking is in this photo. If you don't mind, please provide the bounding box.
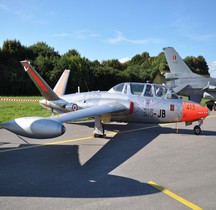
[0,136,93,153]
[206,114,216,119]
[1,113,216,153]
[45,136,92,145]
[0,125,160,153]
[105,131,118,138]
[119,124,159,134]
[148,181,202,210]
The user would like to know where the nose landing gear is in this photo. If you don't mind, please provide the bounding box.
[193,119,203,135]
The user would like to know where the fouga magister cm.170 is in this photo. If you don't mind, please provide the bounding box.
[0,61,210,139]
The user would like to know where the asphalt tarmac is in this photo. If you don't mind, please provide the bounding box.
[0,113,216,210]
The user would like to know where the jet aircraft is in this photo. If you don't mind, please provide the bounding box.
[163,47,216,110]
[0,61,209,138]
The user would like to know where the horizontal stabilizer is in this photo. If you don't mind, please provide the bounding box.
[173,84,189,93]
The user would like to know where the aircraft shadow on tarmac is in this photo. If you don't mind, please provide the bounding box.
[0,122,216,198]
[75,120,216,136]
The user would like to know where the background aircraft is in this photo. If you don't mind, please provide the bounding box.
[0,61,209,138]
[163,47,216,110]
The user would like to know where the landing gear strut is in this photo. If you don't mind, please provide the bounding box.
[93,116,105,138]
[193,119,203,135]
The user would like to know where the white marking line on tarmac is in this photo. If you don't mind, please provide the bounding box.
[148,181,202,210]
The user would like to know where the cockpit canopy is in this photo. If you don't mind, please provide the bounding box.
[108,82,179,99]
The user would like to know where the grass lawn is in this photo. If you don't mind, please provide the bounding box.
[0,96,51,123]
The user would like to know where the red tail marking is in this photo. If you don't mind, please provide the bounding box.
[23,62,48,92]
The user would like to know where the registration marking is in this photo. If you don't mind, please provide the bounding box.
[148,181,202,210]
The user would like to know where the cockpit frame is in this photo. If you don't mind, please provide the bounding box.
[109,82,180,100]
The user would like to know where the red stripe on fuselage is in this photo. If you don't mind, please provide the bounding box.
[129,101,134,113]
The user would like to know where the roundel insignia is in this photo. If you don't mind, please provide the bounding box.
[72,103,78,111]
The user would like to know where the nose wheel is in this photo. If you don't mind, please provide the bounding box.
[193,119,203,135]
[193,125,201,135]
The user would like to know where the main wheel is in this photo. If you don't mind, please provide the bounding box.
[93,133,106,138]
[194,125,201,135]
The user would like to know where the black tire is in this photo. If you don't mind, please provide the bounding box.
[194,125,201,135]
[93,133,106,138]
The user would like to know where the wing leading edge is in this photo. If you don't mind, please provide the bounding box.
[51,102,127,123]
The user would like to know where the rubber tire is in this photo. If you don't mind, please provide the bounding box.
[93,133,106,138]
[194,125,201,135]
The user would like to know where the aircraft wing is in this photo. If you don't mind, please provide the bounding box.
[202,82,216,92]
[174,84,203,103]
[173,83,188,93]
[51,102,127,123]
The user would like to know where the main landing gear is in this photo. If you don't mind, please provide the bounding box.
[193,119,203,135]
[93,116,106,138]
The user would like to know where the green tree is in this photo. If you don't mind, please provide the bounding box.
[2,39,28,60]
[0,40,34,95]
[54,50,94,93]
[28,42,60,58]
[124,65,141,81]
[129,52,150,66]
[27,42,60,88]
[101,59,125,70]
[0,39,211,95]
[184,56,209,75]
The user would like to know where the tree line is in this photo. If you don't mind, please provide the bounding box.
[0,39,209,96]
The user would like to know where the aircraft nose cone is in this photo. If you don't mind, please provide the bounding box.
[197,105,209,118]
[182,102,209,122]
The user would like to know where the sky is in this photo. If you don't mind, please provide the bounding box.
[1,0,216,76]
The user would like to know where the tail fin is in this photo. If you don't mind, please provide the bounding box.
[20,61,60,101]
[163,47,193,74]
[53,69,70,96]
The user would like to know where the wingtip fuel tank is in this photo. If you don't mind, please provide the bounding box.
[1,117,65,139]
